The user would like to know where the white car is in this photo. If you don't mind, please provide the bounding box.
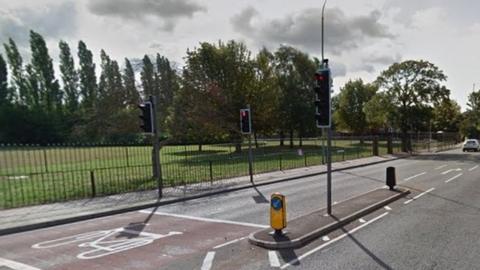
[462,139,480,152]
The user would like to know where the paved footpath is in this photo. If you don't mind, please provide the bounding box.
[0,153,408,234]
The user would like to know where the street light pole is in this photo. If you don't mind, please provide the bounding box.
[320,0,332,215]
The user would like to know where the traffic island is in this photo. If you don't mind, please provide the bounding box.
[249,187,410,249]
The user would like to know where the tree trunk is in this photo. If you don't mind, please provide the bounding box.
[235,142,242,153]
[289,129,294,148]
[280,131,285,146]
[254,132,259,149]
[198,144,202,152]
[299,136,303,147]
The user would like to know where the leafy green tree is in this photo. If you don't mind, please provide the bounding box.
[460,90,480,138]
[334,79,377,134]
[274,46,316,147]
[78,41,97,110]
[29,30,62,112]
[375,60,448,151]
[432,98,461,132]
[250,48,280,146]
[173,41,256,150]
[0,53,10,105]
[59,41,78,113]
[364,92,397,131]
[3,38,26,104]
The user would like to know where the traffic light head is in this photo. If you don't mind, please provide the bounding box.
[314,68,331,128]
[240,108,251,134]
[138,101,154,133]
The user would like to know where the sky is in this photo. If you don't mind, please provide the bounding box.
[0,0,479,110]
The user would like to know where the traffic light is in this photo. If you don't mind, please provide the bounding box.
[314,67,331,128]
[138,101,154,133]
[240,108,251,134]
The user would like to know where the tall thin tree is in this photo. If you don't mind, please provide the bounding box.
[59,40,79,113]
[78,41,97,109]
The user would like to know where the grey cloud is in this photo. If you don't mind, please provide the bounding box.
[231,6,258,34]
[0,1,77,47]
[366,54,401,65]
[87,0,206,31]
[231,7,394,55]
[330,61,347,77]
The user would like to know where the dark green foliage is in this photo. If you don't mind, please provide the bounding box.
[59,40,79,113]
[0,53,9,105]
[3,38,26,103]
[29,30,62,112]
[78,40,97,110]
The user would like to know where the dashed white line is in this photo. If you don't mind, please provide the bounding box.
[441,168,461,175]
[404,188,435,205]
[139,210,269,228]
[435,165,447,170]
[213,237,246,249]
[322,236,330,241]
[268,251,281,268]
[201,251,216,270]
[358,218,366,223]
[445,173,463,183]
[468,165,479,172]
[384,206,392,211]
[0,258,41,270]
[403,172,426,181]
[280,212,389,269]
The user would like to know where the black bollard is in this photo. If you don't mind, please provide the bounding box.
[386,167,396,190]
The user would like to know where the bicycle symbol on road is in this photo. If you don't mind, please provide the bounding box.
[32,227,182,259]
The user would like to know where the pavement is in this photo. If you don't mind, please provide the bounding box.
[0,152,408,236]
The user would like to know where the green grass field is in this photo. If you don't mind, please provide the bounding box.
[0,138,401,208]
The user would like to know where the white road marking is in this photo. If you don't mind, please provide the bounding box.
[403,172,426,181]
[358,218,366,223]
[441,168,462,175]
[139,210,269,228]
[280,212,389,269]
[435,165,447,170]
[445,173,463,183]
[322,236,330,241]
[213,237,246,249]
[404,188,435,205]
[333,201,338,205]
[269,251,281,268]
[201,251,216,270]
[468,165,479,172]
[384,206,392,211]
[0,258,42,270]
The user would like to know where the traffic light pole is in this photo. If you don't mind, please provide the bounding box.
[321,0,332,215]
[247,105,254,183]
[150,95,163,198]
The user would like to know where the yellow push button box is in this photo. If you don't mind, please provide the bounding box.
[270,193,286,234]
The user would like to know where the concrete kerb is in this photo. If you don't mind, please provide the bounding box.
[0,155,408,237]
[248,187,410,249]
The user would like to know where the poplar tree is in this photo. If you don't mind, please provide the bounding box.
[0,54,10,105]
[59,41,78,113]
[123,58,139,107]
[140,55,156,98]
[3,38,25,104]
[78,41,97,109]
[29,30,61,112]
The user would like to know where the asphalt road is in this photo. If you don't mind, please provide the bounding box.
[0,148,479,270]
